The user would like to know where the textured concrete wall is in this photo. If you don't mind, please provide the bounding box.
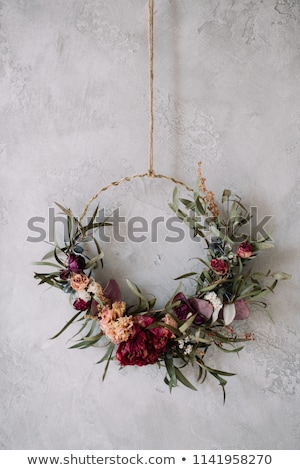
[1,0,299,450]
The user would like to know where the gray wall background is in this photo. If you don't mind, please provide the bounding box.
[1,0,299,450]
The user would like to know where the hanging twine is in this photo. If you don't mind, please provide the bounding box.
[79,0,191,223]
[148,0,154,177]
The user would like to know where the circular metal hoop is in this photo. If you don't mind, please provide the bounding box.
[79,172,192,222]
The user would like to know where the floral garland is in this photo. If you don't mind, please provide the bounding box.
[34,164,290,401]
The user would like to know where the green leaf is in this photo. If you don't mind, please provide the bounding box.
[102,344,115,381]
[189,335,211,344]
[168,203,176,213]
[96,342,115,364]
[215,343,244,354]
[195,257,211,268]
[126,279,149,310]
[174,366,197,391]
[54,202,73,217]
[91,236,102,255]
[85,251,104,269]
[229,200,238,219]
[148,297,156,310]
[271,271,291,281]
[251,272,268,280]
[69,339,99,349]
[197,363,207,384]
[193,181,199,201]
[165,282,182,308]
[35,276,57,287]
[174,272,197,280]
[34,271,60,279]
[199,278,231,293]
[254,241,274,250]
[164,355,177,389]
[179,198,195,210]
[69,318,90,340]
[41,249,55,261]
[84,319,97,338]
[81,204,99,232]
[151,321,179,337]
[53,247,65,267]
[50,311,82,339]
[196,360,236,377]
[222,189,231,203]
[172,186,179,211]
[249,289,269,300]
[94,295,104,306]
[32,261,62,269]
[237,284,257,299]
[209,225,220,237]
[195,197,206,216]
[179,314,197,333]
[210,330,250,344]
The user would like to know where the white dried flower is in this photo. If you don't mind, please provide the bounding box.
[228,253,237,262]
[87,281,103,297]
[184,344,193,355]
[204,291,223,323]
[77,290,91,302]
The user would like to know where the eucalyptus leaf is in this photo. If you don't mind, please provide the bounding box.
[174,367,197,391]
[179,314,197,333]
[172,186,179,211]
[222,189,231,202]
[102,345,115,381]
[271,271,291,281]
[41,249,55,261]
[174,272,197,280]
[254,241,274,250]
[209,225,220,237]
[54,202,73,217]
[195,198,206,216]
[215,344,244,354]
[179,198,195,210]
[164,355,177,388]
[251,272,268,280]
[32,261,62,269]
[50,311,82,339]
[96,342,115,364]
[85,252,104,269]
[126,279,149,310]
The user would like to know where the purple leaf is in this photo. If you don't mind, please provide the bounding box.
[234,299,250,320]
[189,298,213,320]
[103,279,122,303]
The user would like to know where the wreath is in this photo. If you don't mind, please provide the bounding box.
[33,163,290,401]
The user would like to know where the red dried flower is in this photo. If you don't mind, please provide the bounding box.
[210,259,228,276]
[116,315,173,366]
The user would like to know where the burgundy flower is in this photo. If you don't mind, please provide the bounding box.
[236,242,253,259]
[173,293,193,321]
[172,293,213,325]
[59,269,70,280]
[68,253,86,273]
[210,259,228,276]
[116,315,173,367]
[73,298,89,311]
